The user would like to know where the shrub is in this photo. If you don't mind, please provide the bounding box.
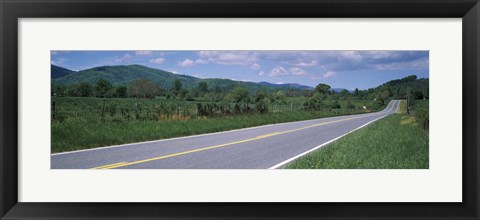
[415,108,429,130]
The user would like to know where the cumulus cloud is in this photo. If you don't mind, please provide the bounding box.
[289,67,308,76]
[194,59,208,64]
[178,59,195,67]
[258,71,266,76]
[149,58,166,64]
[269,67,289,77]
[193,50,427,73]
[373,56,429,70]
[51,57,68,66]
[323,71,336,78]
[295,60,318,67]
[114,53,131,63]
[177,59,208,67]
[251,63,261,70]
[198,51,258,65]
[135,51,154,56]
[338,51,363,62]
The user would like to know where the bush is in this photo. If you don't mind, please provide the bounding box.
[346,101,355,109]
[415,108,429,130]
[255,99,269,114]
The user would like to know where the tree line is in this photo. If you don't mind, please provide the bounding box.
[52,75,428,114]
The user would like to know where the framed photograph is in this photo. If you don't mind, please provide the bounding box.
[1,0,479,219]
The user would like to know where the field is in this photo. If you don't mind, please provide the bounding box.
[51,96,385,153]
[285,100,429,169]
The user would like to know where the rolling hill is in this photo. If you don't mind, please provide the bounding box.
[52,64,313,92]
[51,64,75,79]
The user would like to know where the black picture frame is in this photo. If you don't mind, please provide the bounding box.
[1,0,479,219]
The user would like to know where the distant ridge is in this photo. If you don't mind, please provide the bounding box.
[257,81,313,90]
[51,64,75,79]
[52,64,313,92]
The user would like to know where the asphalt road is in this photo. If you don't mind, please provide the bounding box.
[51,100,400,169]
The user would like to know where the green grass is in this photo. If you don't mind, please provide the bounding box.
[285,101,429,169]
[51,97,386,153]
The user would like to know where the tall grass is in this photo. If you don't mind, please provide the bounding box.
[285,101,429,169]
[51,97,385,153]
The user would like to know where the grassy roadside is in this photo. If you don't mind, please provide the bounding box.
[52,109,379,153]
[285,100,429,169]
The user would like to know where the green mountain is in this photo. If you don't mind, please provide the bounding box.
[51,64,75,79]
[367,75,429,99]
[257,81,312,90]
[52,64,312,92]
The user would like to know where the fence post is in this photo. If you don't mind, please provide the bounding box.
[51,100,56,119]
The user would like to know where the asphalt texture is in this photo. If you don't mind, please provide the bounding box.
[51,100,400,169]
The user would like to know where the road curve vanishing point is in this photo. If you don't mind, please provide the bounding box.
[51,100,400,169]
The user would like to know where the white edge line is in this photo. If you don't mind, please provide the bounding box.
[268,100,398,169]
[51,100,398,157]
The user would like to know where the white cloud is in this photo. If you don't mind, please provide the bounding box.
[51,51,70,56]
[363,51,399,59]
[178,59,208,67]
[149,58,166,64]
[251,63,261,70]
[135,51,154,56]
[177,59,195,67]
[114,53,131,63]
[323,71,336,78]
[51,57,68,66]
[338,51,363,62]
[198,51,258,65]
[258,71,266,76]
[295,60,318,67]
[374,57,429,70]
[289,67,308,76]
[194,59,208,64]
[269,67,288,77]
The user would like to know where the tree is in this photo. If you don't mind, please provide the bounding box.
[212,85,222,94]
[230,86,250,103]
[315,83,331,94]
[173,79,183,93]
[94,78,112,97]
[53,85,67,97]
[65,84,79,97]
[116,86,128,98]
[354,88,359,97]
[414,91,424,99]
[77,82,93,97]
[255,98,269,114]
[197,82,209,95]
[340,89,350,97]
[274,91,286,104]
[128,78,159,98]
[255,88,267,102]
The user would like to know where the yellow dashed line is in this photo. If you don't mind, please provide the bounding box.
[91,162,127,169]
[92,101,398,169]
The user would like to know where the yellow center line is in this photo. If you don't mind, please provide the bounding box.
[92,101,397,169]
[92,162,128,169]
[256,132,282,138]
[93,114,379,169]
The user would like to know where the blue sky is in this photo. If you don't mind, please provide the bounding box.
[51,51,429,90]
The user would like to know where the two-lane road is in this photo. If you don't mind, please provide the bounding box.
[52,100,400,169]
